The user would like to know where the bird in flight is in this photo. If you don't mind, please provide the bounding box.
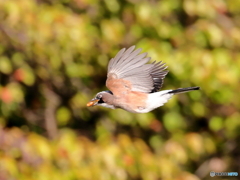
[87,46,199,113]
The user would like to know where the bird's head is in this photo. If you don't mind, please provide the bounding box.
[87,91,115,109]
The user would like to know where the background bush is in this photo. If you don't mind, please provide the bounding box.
[0,0,240,179]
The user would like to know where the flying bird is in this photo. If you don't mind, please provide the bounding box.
[87,46,200,113]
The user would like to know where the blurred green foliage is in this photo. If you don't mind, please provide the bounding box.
[0,0,240,179]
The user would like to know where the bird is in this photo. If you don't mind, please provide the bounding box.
[87,46,200,113]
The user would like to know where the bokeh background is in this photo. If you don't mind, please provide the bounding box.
[0,0,240,180]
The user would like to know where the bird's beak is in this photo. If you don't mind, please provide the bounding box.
[87,99,99,107]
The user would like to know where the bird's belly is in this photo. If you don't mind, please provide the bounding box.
[115,91,148,113]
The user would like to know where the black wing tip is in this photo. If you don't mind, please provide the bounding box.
[168,86,200,94]
[150,61,169,92]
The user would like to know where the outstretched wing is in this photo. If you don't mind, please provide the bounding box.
[106,46,168,96]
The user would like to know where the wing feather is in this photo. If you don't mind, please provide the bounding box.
[106,46,168,95]
[108,48,126,71]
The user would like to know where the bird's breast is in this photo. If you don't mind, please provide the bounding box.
[114,91,148,113]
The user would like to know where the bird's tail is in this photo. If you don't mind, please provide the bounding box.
[168,87,200,94]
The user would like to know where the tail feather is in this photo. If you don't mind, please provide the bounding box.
[168,87,200,94]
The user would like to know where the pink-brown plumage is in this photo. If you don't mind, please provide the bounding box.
[87,46,199,113]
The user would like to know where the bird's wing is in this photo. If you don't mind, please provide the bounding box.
[106,46,168,96]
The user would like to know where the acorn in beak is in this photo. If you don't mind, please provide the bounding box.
[86,46,200,113]
[87,99,99,107]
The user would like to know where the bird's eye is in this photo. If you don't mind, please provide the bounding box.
[97,94,102,99]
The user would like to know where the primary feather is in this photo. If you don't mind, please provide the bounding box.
[107,46,168,93]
